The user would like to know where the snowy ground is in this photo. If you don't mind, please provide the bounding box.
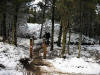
[48,57,100,75]
[39,44,100,75]
[0,40,100,75]
[0,22,100,75]
[25,22,100,75]
[0,41,30,75]
[19,21,98,44]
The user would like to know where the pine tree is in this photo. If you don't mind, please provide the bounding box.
[73,0,97,58]
[50,0,56,51]
[56,0,73,56]
[57,21,62,47]
[39,1,46,38]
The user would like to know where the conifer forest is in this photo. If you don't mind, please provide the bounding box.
[0,0,100,75]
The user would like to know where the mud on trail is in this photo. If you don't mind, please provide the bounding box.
[19,46,56,75]
[19,48,94,75]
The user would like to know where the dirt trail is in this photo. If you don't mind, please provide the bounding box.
[20,47,95,75]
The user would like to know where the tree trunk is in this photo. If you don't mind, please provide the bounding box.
[12,6,18,46]
[0,23,3,36]
[14,19,17,46]
[57,22,62,47]
[40,22,44,38]
[78,0,82,58]
[62,26,67,56]
[2,13,7,41]
[50,0,55,51]
[67,28,71,55]
[61,17,68,56]
[8,23,11,43]
[40,0,46,39]
[77,33,82,58]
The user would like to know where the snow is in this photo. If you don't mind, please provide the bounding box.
[27,23,41,37]
[17,38,30,48]
[0,42,29,75]
[96,5,100,14]
[18,23,41,38]
[27,23,41,32]
[17,22,100,75]
[66,33,97,44]
[1,39,100,75]
[87,45,100,51]
[21,22,100,75]
[29,0,43,11]
[41,44,100,75]
[48,57,100,74]
[32,0,42,4]
[0,21,100,75]
[0,70,23,75]
[26,20,98,44]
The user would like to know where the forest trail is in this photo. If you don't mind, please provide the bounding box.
[19,45,95,75]
[17,38,100,75]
